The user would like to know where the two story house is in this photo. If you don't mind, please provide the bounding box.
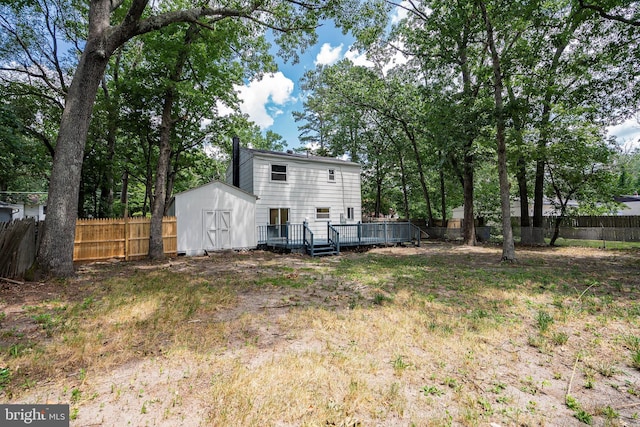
[226,146,363,241]
[171,145,363,256]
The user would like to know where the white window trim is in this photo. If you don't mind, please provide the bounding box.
[270,163,287,182]
[327,168,336,183]
[347,207,354,220]
[315,207,330,220]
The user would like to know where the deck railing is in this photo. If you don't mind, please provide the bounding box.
[328,223,340,254]
[257,223,305,248]
[303,222,315,256]
[331,222,421,246]
[258,221,421,252]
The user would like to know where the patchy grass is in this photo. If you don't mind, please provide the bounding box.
[547,237,640,250]
[1,244,639,426]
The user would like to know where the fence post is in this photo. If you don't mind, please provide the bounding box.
[358,221,361,245]
[285,221,289,246]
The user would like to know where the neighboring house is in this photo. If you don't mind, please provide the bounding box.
[0,200,46,222]
[452,199,578,221]
[0,201,20,222]
[22,202,47,220]
[225,147,362,240]
[453,196,640,221]
[615,195,640,215]
[169,180,258,256]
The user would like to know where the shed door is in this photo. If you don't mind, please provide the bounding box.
[218,211,231,249]
[203,210,232,251]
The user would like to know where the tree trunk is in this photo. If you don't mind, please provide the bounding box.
[549,216,562,246]
[404,125,433,224]
[516,156,533,243]
[439,152,446,224]
[143,133,154,217]
[148,94,173,259]
[532,17,580,245]
[98,78,118,218]
[398,150,410,220]
[120,170,129,216]
[458,28,476,245]
[165,161,177,215]
[375,165,383,217]
[37,47,110,276]
[149,24,198,260]
[506,84,532,244]
[461,150,476,246]
[481,0,516,261]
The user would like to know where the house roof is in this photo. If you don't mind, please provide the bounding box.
[0,200,21,208]
[173,179,258,199]
[244,147,361,168]
[614,195,640,203]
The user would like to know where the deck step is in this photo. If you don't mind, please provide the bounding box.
[308,243,338,256]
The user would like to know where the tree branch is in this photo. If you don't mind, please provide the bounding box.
[578,0,640,26]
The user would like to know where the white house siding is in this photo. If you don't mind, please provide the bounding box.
[619,203,640,215]
[0,202,22,221]
[248,152,362,240]
[24,204,45,220]
[174,181,257,255]
[2,203,45,221]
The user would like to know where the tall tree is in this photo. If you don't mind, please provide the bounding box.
[391,0,493,244]
[479,0,517,261]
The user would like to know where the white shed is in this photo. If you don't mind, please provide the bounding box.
[172,180,258,256]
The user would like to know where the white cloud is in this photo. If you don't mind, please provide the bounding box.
[345,43,408,76]
[314,43,343,66]
[345,48,374,68]
[608,117,640,150]
[235,72,295,129]
[382,43,409,74]
[391,1,411,24]
[214,101,236,118]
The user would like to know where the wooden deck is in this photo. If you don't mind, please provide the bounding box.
[257,222,421,256]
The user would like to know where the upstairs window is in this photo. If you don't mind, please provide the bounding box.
[271,164,287,181]
[328,168,335,182]
[316,207,330,220]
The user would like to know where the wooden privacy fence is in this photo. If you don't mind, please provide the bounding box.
[0,219,38,278]
[74,217,177,262]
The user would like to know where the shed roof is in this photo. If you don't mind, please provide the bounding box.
[174,180,258,199]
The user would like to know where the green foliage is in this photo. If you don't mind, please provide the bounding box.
[421,385,444,396]
[631,349,640,370]
[0,367,11,391]
[614,149,640,196]
[566,395,592,425]
[600,405,619,420]
[536,310,554,333]
[552,331,568,345]
[391,355,410,372]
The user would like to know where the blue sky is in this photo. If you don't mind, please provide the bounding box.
[232,21,367,150]
[230,6,640,152]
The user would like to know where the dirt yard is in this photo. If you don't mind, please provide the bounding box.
[1,242,639,426]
